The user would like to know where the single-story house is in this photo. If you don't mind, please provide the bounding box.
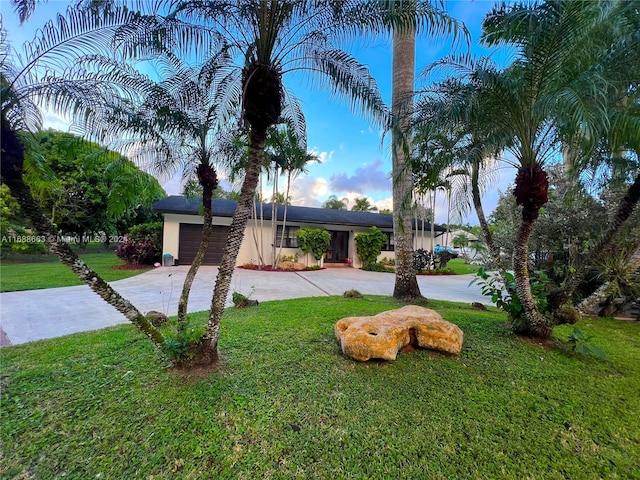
[435,229,480,248]
[153,196,445,267]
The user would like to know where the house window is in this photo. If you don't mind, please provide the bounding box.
[381,231,395,251]
[275,226,299,248]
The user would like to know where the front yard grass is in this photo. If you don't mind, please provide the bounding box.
[0,244,152,292]
[1,296,639,479]
[447,257,480,275]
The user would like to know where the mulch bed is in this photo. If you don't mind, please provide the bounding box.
[238,265,322,272]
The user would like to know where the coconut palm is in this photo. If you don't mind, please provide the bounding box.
[387,0,466,301]
[1,6,165,347]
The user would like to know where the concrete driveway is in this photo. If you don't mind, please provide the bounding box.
[0,266,487,346]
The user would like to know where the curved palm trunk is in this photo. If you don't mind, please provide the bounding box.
[471,159,507,281]
[513,206,552,338]
[1,123,164,348]
[391,21,422,301]
[201,127,266,363]
[549,171,640,312]
[176,193,213,329]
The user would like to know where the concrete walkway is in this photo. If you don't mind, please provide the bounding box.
[0,266,487,346]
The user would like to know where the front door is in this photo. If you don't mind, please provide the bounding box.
[326,231,349,263]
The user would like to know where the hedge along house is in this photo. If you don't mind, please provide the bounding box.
[153,196,445,268]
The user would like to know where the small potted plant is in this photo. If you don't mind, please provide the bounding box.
[344,258,353,266]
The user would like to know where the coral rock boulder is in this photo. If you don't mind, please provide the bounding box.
[335,305,463,361]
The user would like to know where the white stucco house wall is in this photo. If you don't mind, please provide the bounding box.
[153,196,445,268]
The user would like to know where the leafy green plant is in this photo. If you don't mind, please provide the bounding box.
[297,227,331,262]
[567,328,607,359]
[232,286,258,308]
[354,226,386,265]
[471,267,552,329]
[362,261,393,272]
[116,222,163,265]
[162,326,204,363]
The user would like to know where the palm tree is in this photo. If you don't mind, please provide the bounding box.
[1,7,165,347]
[323,194,349,210]
[154,0,434,365]
[451,1,619,338]
[352,197,377,212]
[114,49,239,329]
[413,76,509,280]
[268,125,318,266]
[545,0,640,313]
[388,0,466,301]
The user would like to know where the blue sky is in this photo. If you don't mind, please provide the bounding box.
[1,0,518,225]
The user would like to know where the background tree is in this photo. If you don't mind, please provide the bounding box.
[352,197,378,212]
[323,194,349,210]
[1,7,165,348]
[26,130,165,246]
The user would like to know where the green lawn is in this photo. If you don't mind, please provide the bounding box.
[1,296,638,479]
[447,257,480,275]
[0,245,152,292]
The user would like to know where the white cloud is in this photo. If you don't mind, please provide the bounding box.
[290,177,328,207]
[375,197,393,212]
[309,147,334,164]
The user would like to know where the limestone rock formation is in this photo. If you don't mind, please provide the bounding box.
[335,305,463,361]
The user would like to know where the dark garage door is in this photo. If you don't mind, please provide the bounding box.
[178,223,230,265]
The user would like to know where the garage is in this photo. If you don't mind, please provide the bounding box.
[178,223,230,265]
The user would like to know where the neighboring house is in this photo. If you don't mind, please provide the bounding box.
[153,196,445,267]
[437,229,479,248]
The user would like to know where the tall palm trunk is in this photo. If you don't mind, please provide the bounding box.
[430,190,436,252]
[201,127,266,363]
[549,170,640,312]
[392,21,422,301]
[1,122,164,348]
[470,158,507,280]
[271,168,278,267]
[276,170,293,263]
[176,177,215,329]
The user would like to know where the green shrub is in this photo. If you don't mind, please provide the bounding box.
[297,227,330,261]
[355,226,386,265]
[116,222,162,265]
[362,261,392,273]
[470,267,552,331]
